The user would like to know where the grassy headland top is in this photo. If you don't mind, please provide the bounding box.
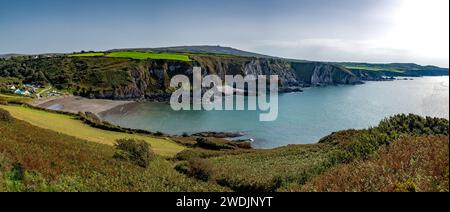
[69,51,192,62]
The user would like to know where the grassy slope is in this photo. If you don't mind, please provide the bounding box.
[297,136,449,192]
[177,115,449,192]
[1,98,448,192]
[209,144,338,191]
[0,105,184,157]
[191,134,449,192]
[0,113,226,192]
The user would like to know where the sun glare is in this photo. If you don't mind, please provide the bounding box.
[386,0,449,64]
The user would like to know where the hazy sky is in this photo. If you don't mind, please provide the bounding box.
[0,0,448,67]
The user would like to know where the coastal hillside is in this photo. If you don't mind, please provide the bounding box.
[1,47,448,101]
[341,62,449,78]
[111,45,275,58]
[0,107,226,192]
[0,51,361,100]
[1,105,448,192]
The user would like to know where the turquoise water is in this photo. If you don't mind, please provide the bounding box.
[101,77,449,148]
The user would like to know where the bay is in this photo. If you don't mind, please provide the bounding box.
[100,77,449,148]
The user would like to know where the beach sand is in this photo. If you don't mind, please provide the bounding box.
[32,96,133,115]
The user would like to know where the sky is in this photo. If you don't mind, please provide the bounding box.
[0,0,448,67]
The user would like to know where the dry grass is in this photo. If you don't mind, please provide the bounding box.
[0,105,184,157]
[292,136,449,192]
[0,110,227,192]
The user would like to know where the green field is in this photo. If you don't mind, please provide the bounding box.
[69,51,191,62]
[0,105,184,156]
[344,65,405,73]
[68,52,105,57]
[106,51,191,61]
[0,93,32,104]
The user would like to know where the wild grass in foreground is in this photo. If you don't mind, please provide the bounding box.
[0,105,185,156]
[174,114,449,192]
[296,136,449,192]
[1,106,448,192]
[0,109,227,192]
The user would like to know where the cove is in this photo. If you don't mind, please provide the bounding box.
[100,77,449,148]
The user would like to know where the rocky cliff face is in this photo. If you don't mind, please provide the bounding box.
[0,55,363,101]
[72,56,363,100]
[309,64,361,85]
[192,56,361,88]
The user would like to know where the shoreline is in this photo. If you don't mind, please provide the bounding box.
[30,96,248,140]
[31,95,133,115]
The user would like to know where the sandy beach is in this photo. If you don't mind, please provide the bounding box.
[32,96,133,115]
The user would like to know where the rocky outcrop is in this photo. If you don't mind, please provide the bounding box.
[290,62,362,86]
[193,56,360,89]
[81,57,363,100]
[310,64,361,85]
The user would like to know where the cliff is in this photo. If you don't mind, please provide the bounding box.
[0,55,362,100]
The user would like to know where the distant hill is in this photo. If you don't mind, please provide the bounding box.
[109,45,275,58]
[3,45,448,77]
[340,62,449,76]
[0,53,63,59]
[0,54,25,59]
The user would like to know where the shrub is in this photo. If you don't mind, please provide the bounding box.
[233,141,252,149]
[196,138,236,150]
[154,131,164,136]
[174,162,190,175]
[175,149,202,161]
[0,108,13,122]
[184,159,215,182]
[113,139,155,168]
[394,179,418,192]
[378,114,449,137]
[216,175,283,192]
[329,130,390,164]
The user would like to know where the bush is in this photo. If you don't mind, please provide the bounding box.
[154,131,164,136]
[113,139,155,168]
[329,129,390,164]
[216,175,283,192]
[394,179,418,192]
[182,159,215,182]
[0,108,13,122]
[233,141,252,149]
[196,138,236,150]
[174,162,190,175]
[175,149,202,161]
[378,114,449,137]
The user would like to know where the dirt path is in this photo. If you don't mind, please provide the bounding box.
[37,86,53,97]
